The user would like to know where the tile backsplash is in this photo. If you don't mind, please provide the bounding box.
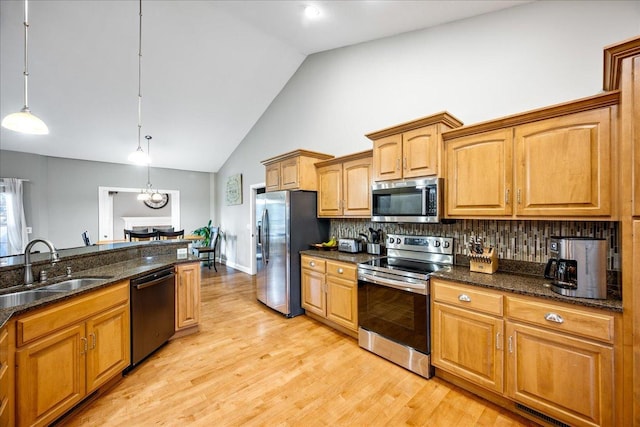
[330,219,620,271]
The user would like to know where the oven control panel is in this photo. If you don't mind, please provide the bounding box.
[386,234,454,255]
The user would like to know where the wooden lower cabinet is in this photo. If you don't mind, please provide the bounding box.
[0,323,14,427]
[15,281,130,427]
[175,262,201,331]
[431,278,619,427]
[301,255,358,336]
[432,302,504,393]
[506,322,614,427]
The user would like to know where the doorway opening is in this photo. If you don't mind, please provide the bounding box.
[248,183,265,275]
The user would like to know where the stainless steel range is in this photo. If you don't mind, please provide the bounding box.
[357,234,454,378]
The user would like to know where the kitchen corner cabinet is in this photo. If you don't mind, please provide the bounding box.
[262,149,334,192]
[431,278,619,427]
[444,94,617,219]
[366,112,463,181]
[316,150,373,218]
[175,262,201,331]
[301,255,358,336]
[15,281,130,427]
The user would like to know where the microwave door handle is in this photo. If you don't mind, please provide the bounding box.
[422,186,428,216]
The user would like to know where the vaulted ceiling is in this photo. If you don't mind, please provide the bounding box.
[0,1,530,173]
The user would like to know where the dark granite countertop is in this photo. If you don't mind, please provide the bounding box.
[299,250,622,313]
[300,249,382,264]
[0,254,200,328]
[432,266,622,312]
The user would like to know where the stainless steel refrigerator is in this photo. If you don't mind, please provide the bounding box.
[257,190,329,317]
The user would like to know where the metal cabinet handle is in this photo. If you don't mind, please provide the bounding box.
[403,157,407,170]
[544,312,564,324]
[496,332,501,350]
[310,261,315,267]
[337,268,343,274]
[508,336,513,353]
[458,294,471,302]
[89,332,96,350]
[505,189,510,205]
[396,158,400,171]
[80,337,88,355]
[517,189,521,204]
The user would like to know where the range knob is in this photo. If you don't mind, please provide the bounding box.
[433,240,441,247]
[396,237,401,244]
[443,241,450,248]
[388,237,394,244]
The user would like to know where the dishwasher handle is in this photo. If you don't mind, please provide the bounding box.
[134,273,175,290]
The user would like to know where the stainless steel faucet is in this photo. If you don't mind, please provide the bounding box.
[24,238,60,286]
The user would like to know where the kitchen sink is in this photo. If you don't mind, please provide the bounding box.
[42,277,111,291]
[0,289,65,309]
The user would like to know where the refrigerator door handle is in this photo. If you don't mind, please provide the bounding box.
[262,208,270,263]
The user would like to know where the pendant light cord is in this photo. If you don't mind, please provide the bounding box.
[137,0,143,151]
[22,0,30,111]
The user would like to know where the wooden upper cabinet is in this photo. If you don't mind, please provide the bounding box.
[262,150,334,192]
[372,134,403,181]
[367,112,464,182]
[443,93,618,219]
[316,151,372,218]
[403,125,440,178]
[515,108,611,217]
[446,128,513,217]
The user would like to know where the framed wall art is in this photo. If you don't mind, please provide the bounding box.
[225,173,242,205]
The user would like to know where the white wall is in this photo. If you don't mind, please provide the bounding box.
[0,150,211,249]
[215,0,640,272]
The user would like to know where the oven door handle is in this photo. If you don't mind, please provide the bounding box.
[359,273,427,295]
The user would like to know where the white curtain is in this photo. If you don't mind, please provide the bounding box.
[1,178,28,255]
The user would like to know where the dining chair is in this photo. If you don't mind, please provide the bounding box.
[128,230,159,241]
[157,229,185,240]
[194,226,220,271]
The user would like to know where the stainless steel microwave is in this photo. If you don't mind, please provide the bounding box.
[371,177,442,223]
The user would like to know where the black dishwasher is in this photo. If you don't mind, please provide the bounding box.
[129,267,175,369]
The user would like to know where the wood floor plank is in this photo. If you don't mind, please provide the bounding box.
[59,265,538,427]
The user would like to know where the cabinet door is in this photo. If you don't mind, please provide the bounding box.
[506,322,614,427]
[16,324,86,427]
[301,269,325,317]
[373,134,402,181]
[280,158,300,190]
[403,125,439,178]
[317,164,343,217]
[326,275,357,332]
[176,263,201,330]
[343,157,372,217]
[265,163,280,192]
[446,129,513,217]
[630,57,640,216]
[86,304,130,393]
[515,108,611,217]
[432,302,504,393]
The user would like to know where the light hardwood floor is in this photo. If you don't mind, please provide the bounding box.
[60,265,537,426]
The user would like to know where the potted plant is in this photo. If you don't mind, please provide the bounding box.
[192,220,213,247]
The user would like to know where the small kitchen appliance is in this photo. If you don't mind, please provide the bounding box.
[338,238,362,253]
[371,177,442,223]
[544,237,607,299]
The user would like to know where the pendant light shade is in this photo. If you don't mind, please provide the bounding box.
[128,144,151,164]
[1,0,49,135]
[1,109,48,135]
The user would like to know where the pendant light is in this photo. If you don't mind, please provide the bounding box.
[1,0,49,135]
[128,0,150,165]
[137,135,163,202]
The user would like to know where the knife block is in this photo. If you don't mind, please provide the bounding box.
[469,248,498,274]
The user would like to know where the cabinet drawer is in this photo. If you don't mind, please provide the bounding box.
[17,281,129,346]
[301,255,326,273]
[432,280,503,316]
[326,261,356,281]
[506,296,615,343]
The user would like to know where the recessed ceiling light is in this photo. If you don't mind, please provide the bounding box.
[304,5,320,19]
